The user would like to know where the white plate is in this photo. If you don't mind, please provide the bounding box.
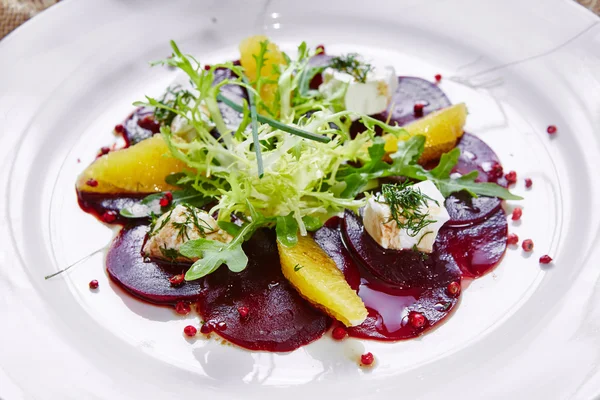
[1,0,600,398]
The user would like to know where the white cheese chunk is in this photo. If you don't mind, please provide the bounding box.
[143,204,233,262]
[363,180,450,253]
[319,65,398,117]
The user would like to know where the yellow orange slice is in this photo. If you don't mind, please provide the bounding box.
[239,35,287,115]
[278,235,368,327]
[76,135,185,193]
[384,103,467,163]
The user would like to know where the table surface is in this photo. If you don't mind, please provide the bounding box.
[1,0,600,40]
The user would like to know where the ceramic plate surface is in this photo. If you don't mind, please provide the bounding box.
[1,0,600,398]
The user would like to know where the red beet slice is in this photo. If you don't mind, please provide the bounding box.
[453,133,507,186]
[213,66,248,133]
[350,76,452,137]
[198,229,330,352]
[315,217,460,341]
[379,76,452,127]
[436,208,508,278]
[307,54,333,89]
[443,133,508,226]
[308,54,333,68]
[106,224,203,304]
[342,210,461,289]
[118,107,160,147]
[77,191,148,224]
[445,192,502,227]
[313,216,362,291]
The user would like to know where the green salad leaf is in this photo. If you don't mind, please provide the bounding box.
[180,239,248,279]
[276,213,300,247]
[119,181,211,219]
[302,215,324,231]
[180,202,271,279]
[341,135,522,200]
[217,221,242,236]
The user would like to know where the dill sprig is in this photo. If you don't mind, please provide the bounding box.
[148,210,173,238]
[380,183,438,237]
[159,246,180,261]
[153,85,194,126]
[329,53,373,83]
[171,204,215,241]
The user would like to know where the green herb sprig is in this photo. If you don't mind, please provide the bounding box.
[380,183,437,237]
[216,93,331,143]
[153,86,194,126]
[171,204,215,241]
[329,53,373,83]
[242,76,264,177]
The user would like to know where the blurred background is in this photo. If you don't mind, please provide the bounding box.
[1,0,600,40]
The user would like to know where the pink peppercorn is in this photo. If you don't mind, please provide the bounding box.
[360,352,374,366]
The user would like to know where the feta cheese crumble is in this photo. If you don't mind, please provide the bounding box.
[363,180,450,253]
[319,65,398,117]
[143,204,233,262]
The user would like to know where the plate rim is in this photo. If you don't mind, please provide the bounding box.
[1,0,600,399]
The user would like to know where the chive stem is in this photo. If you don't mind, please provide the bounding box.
[242,77,264,178]
[216,93,331,143]
[44,247,107,279]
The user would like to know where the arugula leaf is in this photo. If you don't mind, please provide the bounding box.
[429,148,460,179]
[165,172,187,186]
[387,135,428,180]
[119,209,136,218]
[302,215,324,231]
[340,137,390,198]
[341,135,522,200]
[360,116,410,140]
[171,188,212,208]
[180,204,275,280]
[119,188,211,218]
[392,136,522,200]
[180,239,248,280]
[119,195,162,218]
[413,142,522,200]
[141,193,164,205]
[276,213,299,247]
[436,172,522,199]
[217,221,242,236]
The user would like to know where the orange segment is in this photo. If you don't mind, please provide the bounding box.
[76,135,185,193]
[278,235,368,327]
[384,103,467,163]
[239,35,287,115]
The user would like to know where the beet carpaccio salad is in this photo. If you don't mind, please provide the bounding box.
[69,35,540,366]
